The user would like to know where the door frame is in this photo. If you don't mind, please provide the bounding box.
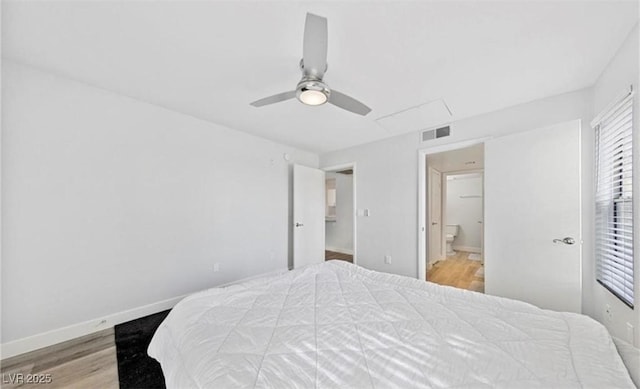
[418,137,491,280]
[323,162,357,265]
[427,166,444,267]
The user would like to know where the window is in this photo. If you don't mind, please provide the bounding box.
[593,88,634,308]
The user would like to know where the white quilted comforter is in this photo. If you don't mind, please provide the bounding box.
[148,261,634,388]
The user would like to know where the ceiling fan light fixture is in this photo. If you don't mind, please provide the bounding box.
[299,89,327,105]
[296,80,329,106]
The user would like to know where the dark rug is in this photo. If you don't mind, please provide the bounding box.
[115,309,171,389]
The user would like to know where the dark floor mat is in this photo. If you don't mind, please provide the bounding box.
[115,309,171,389]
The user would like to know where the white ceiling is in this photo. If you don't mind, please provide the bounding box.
[3,1,638,153]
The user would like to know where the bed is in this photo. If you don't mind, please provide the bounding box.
[148,260,635,388]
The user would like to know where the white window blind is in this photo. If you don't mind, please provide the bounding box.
[594,89,634,308]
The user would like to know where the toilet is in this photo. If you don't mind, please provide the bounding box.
[445,225,459,255]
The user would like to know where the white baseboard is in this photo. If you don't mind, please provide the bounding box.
[0,268,288,360]
[452,245,481,253]
[0,294,186,361]
[325,246,354,255]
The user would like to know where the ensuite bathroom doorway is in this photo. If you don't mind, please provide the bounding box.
[424,144,485,293]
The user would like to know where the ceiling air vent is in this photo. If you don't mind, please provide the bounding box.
[421,125,450,142]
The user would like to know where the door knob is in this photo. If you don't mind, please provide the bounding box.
[553,237,575,245]
[295,222,304,227]
[431,222,438,225]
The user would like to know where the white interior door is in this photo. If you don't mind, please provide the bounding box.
[293,164,325,269]
[485,120,581,313]
[428,167,443,267]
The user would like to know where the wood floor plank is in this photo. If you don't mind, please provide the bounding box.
[1,329,119,389]
[40,347,118,389]
[1,328,114,373]
[427,251,484,293]
[325,250,353,262]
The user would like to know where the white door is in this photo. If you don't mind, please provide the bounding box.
[293,164,325,269]
[428,167,443,267]
[485,120,581,313]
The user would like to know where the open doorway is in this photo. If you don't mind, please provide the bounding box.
[423,143,484,292]
[323,164,356,263]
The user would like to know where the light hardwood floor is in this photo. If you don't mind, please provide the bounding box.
[325,250,353,262]
[0,329,118,389]
[427,251,484,293]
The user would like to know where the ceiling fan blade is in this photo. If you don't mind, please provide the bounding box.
[329,90,371,116]
[303,13,328,78]
[250,91,296,107]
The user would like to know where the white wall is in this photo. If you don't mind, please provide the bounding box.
[446,175,482,252]
[325,172,353,254]
[1,62,318,347]
[321,87,592,278]
[320,22,639,347]
[588,23,639,346]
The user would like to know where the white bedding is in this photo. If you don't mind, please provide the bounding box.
[148,261,634,388]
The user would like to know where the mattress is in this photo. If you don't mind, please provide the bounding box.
[148,261,634,388]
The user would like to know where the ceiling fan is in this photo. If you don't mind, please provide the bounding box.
[250,13,371,116]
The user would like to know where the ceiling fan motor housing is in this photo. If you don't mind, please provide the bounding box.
[299,58,328,78]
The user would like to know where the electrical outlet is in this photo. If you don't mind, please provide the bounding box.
[384,255,392,264]
[604,304,612,322]
[213,263,220,272]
